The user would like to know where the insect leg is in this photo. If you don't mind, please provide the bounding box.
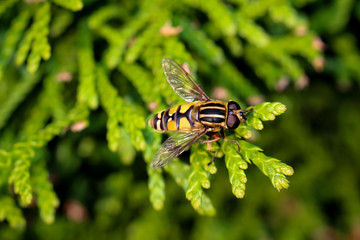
[206,151,217,167]
[198,132,221,144]
[198,132,221,166]
[220,128,241,152]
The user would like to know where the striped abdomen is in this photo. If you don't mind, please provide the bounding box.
[198,101,226,126]
[149,102,197,132]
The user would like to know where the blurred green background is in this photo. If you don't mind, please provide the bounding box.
[0,0,360,239]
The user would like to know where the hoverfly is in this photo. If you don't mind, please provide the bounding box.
[149,58,250,168]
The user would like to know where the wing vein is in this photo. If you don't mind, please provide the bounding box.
[162,58,211,102]
[150,129,207,168]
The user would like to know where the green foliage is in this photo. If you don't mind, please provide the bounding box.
[165,160,216,216]
[15,2,51,73]
[51,0,83,11]
[0,9,30,80]
[223,143,248,198]
[147,167,165,210]
[0,0,19,16]
[77,21,98,109]
[8,156,32,205]
[247,102,287,130]
[0,0,358,239]
[186,144,216,215]
[0,197,25,230]
[0,73,41,130]
[239,141,293,191]
[31,162,59,224]
[97,66,146,152]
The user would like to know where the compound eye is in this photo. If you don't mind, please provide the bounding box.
[228,101,241,111]
[227,114,240,130]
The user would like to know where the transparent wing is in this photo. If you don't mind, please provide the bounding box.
[162,58,211,102]
[150,130,207,169]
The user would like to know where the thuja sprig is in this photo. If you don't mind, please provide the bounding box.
[237,101,292,191]
[143,129,165,210]
[0,9,30,80]
[185,143,216,215]
[77,21,98,110]
[0,73,41,131]
[89,8,150,69]
[97,66,146,151]
[176,16,225,65]
[183,0,236,36]
[223,142,248,199]
[239,141,294,191]
[0,196,26,230]
[0,0,18,16]
[123,13,167,64]
[147,167,165,210]
[8,155,33,205]
[165,160,216,216]
[2,103,89,206]
[20,75,66,138]
[118,62,160,104]
[246,102,287,130]
[0,150,11,168]
[15,2,51,73]
[52,0,83,11]
[31,162,60,224]
[117,127,136,165]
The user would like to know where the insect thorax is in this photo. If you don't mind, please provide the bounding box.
[198,101,227,127]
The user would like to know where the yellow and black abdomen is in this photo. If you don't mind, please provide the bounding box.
[149,102,197,132]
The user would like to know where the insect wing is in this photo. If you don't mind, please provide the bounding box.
[150,130,206,168]
[162,58,211,102]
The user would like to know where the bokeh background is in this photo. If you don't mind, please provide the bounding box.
[0,0,360,239]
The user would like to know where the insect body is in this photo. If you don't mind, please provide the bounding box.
[149,100,229,133]
[149,58,250,168]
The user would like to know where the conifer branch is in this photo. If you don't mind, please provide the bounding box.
[143,129,165,210]
[89,9,150,68]
[97,66,146,151]
[0,73,41,131]
[51,0,83,11]
[223,143,248,198]
[0,103,89,211]
[165,160,216,216]
[0,9,31,80]
[147,167,165,210]
[8,156,33,205]
[19,75,65,138]
[0,0,19,16]
[236,14,270,47]
[246,102,287,130]
[15,2,51,73]
[0,196,26,230]
[239,141,294,191]
[183,0,236,36]
[123,14,168,63]
[118,63,159,104]
[117,127,136,165]
[31,162,59,224]
[184,143,216,214]
[77,21,98,109]
[175,16,225,65]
